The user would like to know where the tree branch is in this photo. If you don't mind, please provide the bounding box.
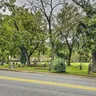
[28,40,45,58]
[40,0,49,21]
[72,0,84,8]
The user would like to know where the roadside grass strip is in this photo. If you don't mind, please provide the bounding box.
[0,76,96,91]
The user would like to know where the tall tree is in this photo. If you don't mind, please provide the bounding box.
[1,0,46,65]
[72,0,96,72]
[26,0,66,70]
[56,3,81,66]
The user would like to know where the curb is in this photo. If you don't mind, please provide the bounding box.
[0,68,96,79]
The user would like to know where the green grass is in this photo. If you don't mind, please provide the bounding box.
[66,62,96,77]
[66,62,89,76]
[0,64,9,68]
[16,66,49,72]
[0,63,96,77]
[0,63,49,72]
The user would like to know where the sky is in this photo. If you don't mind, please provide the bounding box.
[0,0,70,15]
[15,0,65,14]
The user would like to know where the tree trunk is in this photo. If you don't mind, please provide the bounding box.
[68,49,72,66]
[1,59,5,65]
[92,51,96,72]
[24,48,31,66]
[48,20,54,71]
[26,56,31,66]
[49,41,54,71]
[65,36,73,66]
[20,46,31,66]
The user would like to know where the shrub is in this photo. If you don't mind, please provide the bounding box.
[54,58,66,73]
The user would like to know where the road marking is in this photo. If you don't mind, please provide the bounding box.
[0,76,96,91]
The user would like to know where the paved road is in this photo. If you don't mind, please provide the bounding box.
[0,70,96,96]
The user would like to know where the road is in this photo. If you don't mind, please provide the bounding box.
[0,70,96,96]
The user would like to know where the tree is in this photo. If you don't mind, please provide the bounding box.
[26,0,66,70]
[12,10,45,65]
[0,14,12,64]
[72,0,96,72]
[1,0,46,65]
[56,3,81,66]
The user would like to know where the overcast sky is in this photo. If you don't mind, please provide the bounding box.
[1,0,71,15]
[15,0,65,14]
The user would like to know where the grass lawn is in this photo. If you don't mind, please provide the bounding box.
[66,62,89,76]
[0,63,49,72]
[0,62,96,77]
[66,62,96,77]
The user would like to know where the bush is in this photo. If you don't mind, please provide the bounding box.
[54,58,66,73]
